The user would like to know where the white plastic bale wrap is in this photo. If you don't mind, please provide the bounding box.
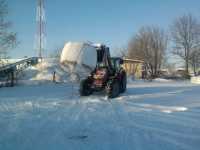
[60,42,97,68]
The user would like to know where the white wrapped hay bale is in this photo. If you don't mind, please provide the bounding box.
[191,76,200,84]
[60,42,97,69]
[60,42,97,81]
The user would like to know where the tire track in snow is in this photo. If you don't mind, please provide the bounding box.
[106,98,198,150]
[120,88,192,102]
[60,97,101,142]
[106,99,137,149]
[121,100,200,127]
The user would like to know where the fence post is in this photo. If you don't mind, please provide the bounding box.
[10,71,14,87]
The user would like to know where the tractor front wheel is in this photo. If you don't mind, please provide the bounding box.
[107,81,120,98]
[80,79,92,96]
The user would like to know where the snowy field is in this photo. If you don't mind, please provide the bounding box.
[0,80,200,150]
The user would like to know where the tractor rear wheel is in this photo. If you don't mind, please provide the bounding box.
[107,81,120,98]
[80,79,92,96]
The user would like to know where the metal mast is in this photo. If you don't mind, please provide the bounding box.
[36,0,46,58]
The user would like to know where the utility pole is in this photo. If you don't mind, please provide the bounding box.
[36,0,46,58]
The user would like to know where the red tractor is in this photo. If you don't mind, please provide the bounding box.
[79,45,127,98]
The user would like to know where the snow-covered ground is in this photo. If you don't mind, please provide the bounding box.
[0,79,200,150]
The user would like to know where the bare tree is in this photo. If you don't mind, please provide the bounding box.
[114,46,127,58]
[128,26,167,78]
[170,14,200,76]
[190,48,200,75]
[0,0,17,63]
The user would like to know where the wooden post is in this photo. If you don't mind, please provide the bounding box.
[10,71,14,87]
[53,71,56,83]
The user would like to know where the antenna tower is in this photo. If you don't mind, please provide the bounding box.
[36,0,46,58]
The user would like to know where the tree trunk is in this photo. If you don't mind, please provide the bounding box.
[185,59,189,75]
[193,63,196,76]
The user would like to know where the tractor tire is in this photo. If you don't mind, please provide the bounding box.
[120,72,127,93]
[79,79,92,96]
[107,81,120,98]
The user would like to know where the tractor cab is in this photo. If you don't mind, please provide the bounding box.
[110,57,124,72]
[95,46,124,76]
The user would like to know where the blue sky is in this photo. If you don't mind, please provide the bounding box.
[8,0,200,58]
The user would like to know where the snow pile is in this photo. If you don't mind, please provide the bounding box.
[20,58,92,84]
[60,42,97,69]
[135,103,188,114]
[127,77,173,84]
[191,76,200,84]
[18,59,66,84]
[31,59,67,82]
[153,78,173,82]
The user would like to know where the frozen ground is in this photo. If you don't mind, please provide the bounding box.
[0,80,200,150]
